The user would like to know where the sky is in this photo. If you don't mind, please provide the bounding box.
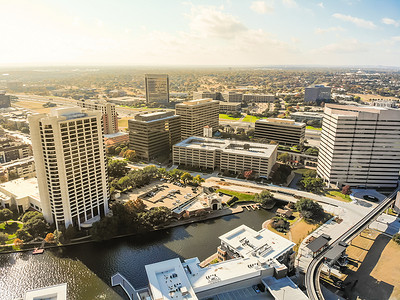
[1,0,400,67]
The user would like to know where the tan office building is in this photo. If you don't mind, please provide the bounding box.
[243,94,275,103]
[175,98,219,139]
[77,100,118,134]
[221,92,243,103]
[193,91,218,100]
[128,111,181,161]
[219,102,241,114]
[173,137,277,177]
[317,104,400,188]
[254,118,306,145]
[29,107,109,230]
[145,74,169,104]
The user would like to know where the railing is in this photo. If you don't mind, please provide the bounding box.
[111,272,139,300]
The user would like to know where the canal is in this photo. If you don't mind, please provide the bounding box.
[0,209,276,300]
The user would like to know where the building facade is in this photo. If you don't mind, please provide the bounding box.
[219,102,241,114]
[193,91,218,100]
[317,104,400,188]
[304,85,331,102]
[29,107,109,230]
[254,118,306,145]
[173,137,277,177]
[145,74,169,104]
[128,111,181,161]
[291,111,323,123]
[0,91,11,108]
[221,91,243,103]
[0,137,32,164]
[77,100,118,134]
[243,94,275,103]
[175,98,219,139]
[0,156,35,180]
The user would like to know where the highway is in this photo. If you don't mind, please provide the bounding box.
[305,187,400,300]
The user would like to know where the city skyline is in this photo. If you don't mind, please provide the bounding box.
[1,0,400,67]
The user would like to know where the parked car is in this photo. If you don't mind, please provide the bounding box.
[252,285,260,293]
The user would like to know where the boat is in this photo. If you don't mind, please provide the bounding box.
[32,248,44,255]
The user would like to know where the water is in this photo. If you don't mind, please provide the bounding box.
[0,209,275,300]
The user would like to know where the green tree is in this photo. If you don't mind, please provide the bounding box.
[20,211,43,223]
[142,207,171,227]
[277,153,290,163]
[254,190,275,207]
[16,229,33,242]
[0,208,13,223]
[90,217,119,241]
[123,149,136,162]
[304,147,319,156]
[393,233,400,245]
[181,172,193,184]
[0,232,8,245]
[295,198,324,222]
[108,159,128,178]
[193,175,205,185]
[23,218,49,238]
[299,176,324,193]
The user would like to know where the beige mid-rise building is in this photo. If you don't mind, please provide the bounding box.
[219,102,241,114]
[128,111,181,161]
[254,118,306,146]
[145,74,169,104]
[243,94,275,103]
[77,100,118,134]
[317,104,400,188]
[29,107,109,230]
[175,98,219,139]
[173,137,277,177]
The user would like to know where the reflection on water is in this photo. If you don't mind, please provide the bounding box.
[0,210,275,300]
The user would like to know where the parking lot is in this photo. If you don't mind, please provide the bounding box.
[118,180,201,209]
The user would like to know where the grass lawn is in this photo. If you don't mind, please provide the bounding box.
[306,126,322,131]
[216,188,255,202]
[294,168,311,175]
[219,114,241,120]
[325,190,352,202]
[290,219,318,244]
[242,115,261,123]
[343,229,400,300]
[0,221,23,244]
[14,100,52,114]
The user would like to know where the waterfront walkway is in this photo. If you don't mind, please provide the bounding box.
[111,273,139,300]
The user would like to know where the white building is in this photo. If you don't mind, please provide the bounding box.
[28,107,109,230]
[22,283,67,300]
[173,137,277,177]
[141,225,305,300]
[317,104,400,188]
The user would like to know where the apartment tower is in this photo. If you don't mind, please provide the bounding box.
[317,104,400,188]
[145,74,169,104]
[77,100,118,134]
[175,98,219,139]
[128,111,181,161]
[28,107,109,230]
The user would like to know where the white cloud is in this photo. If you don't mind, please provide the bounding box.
[282,0,297,8]
[392,36,400,42]
[382,17,399,27]
[313,38,367,54]
[315,26,345,34]
[186,5,247,39]
[250,1,274,14]
[317,2,324,8]
[333,13,376,29]
[96,19,103,28]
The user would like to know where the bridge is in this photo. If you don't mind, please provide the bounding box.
[305,188,400,300]
[111,272,139,300]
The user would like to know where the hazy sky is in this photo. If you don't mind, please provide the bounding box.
[1,0,400,66]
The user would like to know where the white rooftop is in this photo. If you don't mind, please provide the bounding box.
[219,225,295,264]
[145,258,198,300]
[263,276,309,300]
[174,137,277,158]
[0,177,40,200]
[23,283,67,300]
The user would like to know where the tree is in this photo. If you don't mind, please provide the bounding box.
[181,172,193,184]
[0,208,13,223]
[14,238,23,247]
[125,199,146,214]
[299,176,324,193]
[142,207,171,227]
[23,217,48,238]
[45,232,55,243]
[20,211,44,223]
[342,185,352,195]
[0,232,8,245]
[108,159,128,178]
[271,164,292,184]
[64,225,78,241]
[16,229,33,242]
[393,233,400,245]
[254,190,275,207]
[53,230,63,244]
[295,198,324,222]
[123,149,136,162]
[277,153,290,163]
[304,147,319,156]
[193,175,205,185]
[90,217,119,241]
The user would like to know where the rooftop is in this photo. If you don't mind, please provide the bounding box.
[262,276,308,300]
[0,177,40,200]
[256,118,305,127]
[133,111,178,123]
[325,103,400,119]
[178,98,217,106]
[23,283,67,300]
[174,137,277,158]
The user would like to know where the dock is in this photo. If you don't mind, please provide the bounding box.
[111,273,139,300]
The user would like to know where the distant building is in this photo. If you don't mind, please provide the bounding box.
[108,89,126,98]
[107,96,144,106]
[193,91,218,100]
[175,98,219,139]
[243,94,275,103]
[0,156,35,180]
[291,111,323,123]
[77,100,118,134]
[104,132,129,148]
[203,126,213,138]
[128,111,181,161]
[173,136,277,177]
[317,104,400,188]
[304,85,331,102]
[145,74,169,104]
[219,102,241,114]
[0,136,32,164]
[254,118,306,145]
[371,99,398,108]
[29,107,109,230]
[0,91,11,108]
[221,91,243,103]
